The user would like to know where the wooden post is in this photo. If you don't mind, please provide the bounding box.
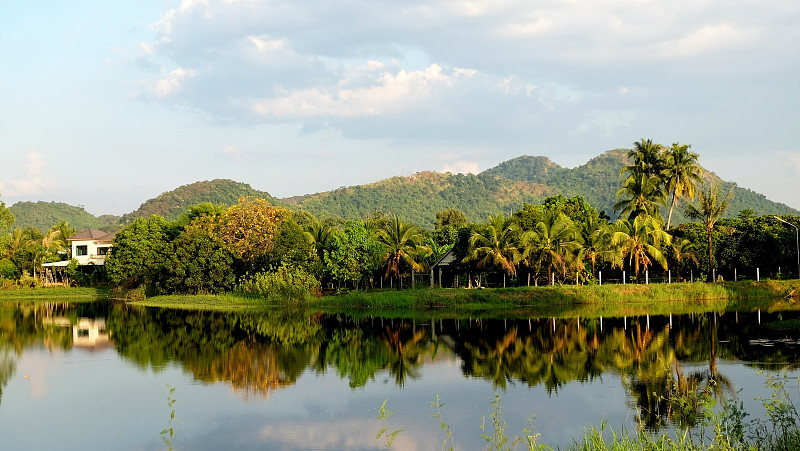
[599,271,602,286]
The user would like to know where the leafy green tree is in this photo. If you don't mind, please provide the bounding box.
[215,197,290,269]
[375,216,426,284]
[323,221,382,289]
[264,217,317,273]
[435,209,467,229]
[0,195,14,234]
[662,143,702,230]
[463,214,522,286]
[163,218,236,294]
[611,214,671,283]
[684,183,733,281]
[106,216,172,290]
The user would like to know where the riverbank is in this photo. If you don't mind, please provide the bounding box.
[0,286,111,302]
[128,279,800,316]
[3,280,798,317]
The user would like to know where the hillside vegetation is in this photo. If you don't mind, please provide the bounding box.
[118,179,281,224]
[289,149,798,228]
[8,150,798,231]
[8,201,119,233]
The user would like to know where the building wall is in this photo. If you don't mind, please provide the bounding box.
[71,239,113,265]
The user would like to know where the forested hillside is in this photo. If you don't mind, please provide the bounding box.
[119,179,281,224]
[8,150,798,232]
[284,171,556,229]
[289,149,798,228]
[8,201,119,233]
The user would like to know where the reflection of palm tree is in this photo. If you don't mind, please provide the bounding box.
[381,324,426,387]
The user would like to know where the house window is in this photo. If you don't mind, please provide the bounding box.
[75,245,88,256]
[97,247,109,256]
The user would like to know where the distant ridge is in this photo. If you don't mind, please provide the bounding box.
[119,179,281,224]
[8,151,799,231]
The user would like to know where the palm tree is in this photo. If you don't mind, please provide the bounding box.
[375,216,425,285]
[670,238,699,282]
[662,143,702,230]
[522,212,582,284]
[302,216,336,261]
[43,221,75,256]
[580,216,617,279]
[463,214,521,287]
[684,183,733,281]
[624,138,666,179]
[611,214,671,283]
[614,173,666,220]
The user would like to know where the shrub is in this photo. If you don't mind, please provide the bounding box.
[238,264,321,303]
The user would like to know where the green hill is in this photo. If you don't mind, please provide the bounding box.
[119,179,281,224]
[8,201,119,233]
[288,149,799,228]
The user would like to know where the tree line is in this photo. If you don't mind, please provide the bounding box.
[1,138,798,295]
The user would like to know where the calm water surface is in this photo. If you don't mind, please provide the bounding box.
[1,300,800,450]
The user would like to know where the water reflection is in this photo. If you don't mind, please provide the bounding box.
[2,301,800,435]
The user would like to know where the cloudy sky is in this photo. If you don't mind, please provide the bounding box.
[2,0,799,216]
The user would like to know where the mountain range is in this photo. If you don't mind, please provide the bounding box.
[8,149,798,232]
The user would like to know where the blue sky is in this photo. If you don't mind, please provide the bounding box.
[2,0,799,216]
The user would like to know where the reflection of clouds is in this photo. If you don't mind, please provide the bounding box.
[19,354,51,400]
[258,419,423,451]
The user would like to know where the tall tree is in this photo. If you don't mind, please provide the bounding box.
[522,212,582,284]
[613,174,666,220]
[684,183,734,281]
[0,194,14,234]
[463,214,521,285]
[662,143,702,230]
[375,216,425,284]
[624,138,666,178]
[611,214,671,283]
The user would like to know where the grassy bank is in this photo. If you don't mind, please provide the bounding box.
[125,279,800,317]
[314,279,800,315]
[0,286,111,302]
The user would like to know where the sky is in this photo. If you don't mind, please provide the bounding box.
[2,0,800,216]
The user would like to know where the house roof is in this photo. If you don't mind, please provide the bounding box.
[431,246,458,268]
[68,229,116,242]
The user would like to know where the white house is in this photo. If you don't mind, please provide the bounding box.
[42,229,117,268]
[68,229,116,265]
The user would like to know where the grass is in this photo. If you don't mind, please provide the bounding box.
[0,286,110,302]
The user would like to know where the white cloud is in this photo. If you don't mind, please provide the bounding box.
[440,160,480,174]
[777,151,800,175]
[0,151,57,197]
[251,63,464,118]
[150,68,195,98]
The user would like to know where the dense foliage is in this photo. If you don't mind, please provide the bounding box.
[3,142,800,294]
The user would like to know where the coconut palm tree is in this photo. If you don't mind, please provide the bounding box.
[43,221,75,256]
[670,238,699,282]
[684,183,733,281]
[614,173,666,220]
[463,214,521,287]
[624,138,666,179]
[302,216,336,261]
[580,216,618,279]
[375,216,425,284]
[522,212,582,284]
[611,214,671,283]
[662,143,702,230]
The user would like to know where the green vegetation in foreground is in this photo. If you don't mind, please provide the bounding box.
[383,375,800,451]
[0,286,110,301]
[130,293,269,310]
